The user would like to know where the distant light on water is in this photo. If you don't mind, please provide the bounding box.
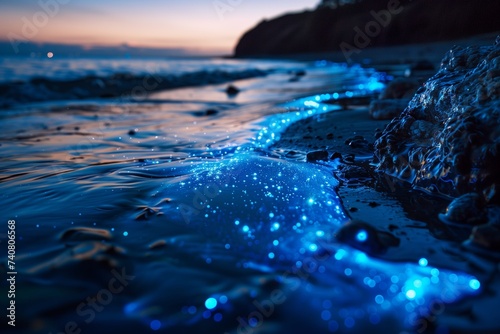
[47,52,54,58]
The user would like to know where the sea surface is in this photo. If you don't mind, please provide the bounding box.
[0,56,481,333]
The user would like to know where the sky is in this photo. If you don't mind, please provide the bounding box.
[0,0,318,54]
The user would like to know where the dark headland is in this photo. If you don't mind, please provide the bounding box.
[234,0,500,61]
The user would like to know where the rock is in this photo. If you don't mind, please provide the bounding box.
[375,38,500,204]
[225,85,240,95]
[306,150,329,162]
[59,227,112,242]
[369,99,411,120]
[344,135,372,150]
[438,193,488,227]
[330,152,342,161]
[335,220,400,255]
[469,224,500,251]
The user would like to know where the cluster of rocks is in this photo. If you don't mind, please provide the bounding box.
[374,37,500,251]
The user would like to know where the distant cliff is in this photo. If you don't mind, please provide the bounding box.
[234,0,500,58]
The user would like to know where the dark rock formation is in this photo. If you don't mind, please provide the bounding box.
[234,0,500,57]
[374,37,500,204]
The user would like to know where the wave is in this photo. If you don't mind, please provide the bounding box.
[0,68,269,107]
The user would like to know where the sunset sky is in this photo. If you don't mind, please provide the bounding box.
[0,0,318,54]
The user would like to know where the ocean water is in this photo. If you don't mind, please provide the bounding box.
[0,57,481,333]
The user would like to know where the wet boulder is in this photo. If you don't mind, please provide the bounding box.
[375,37,500,204]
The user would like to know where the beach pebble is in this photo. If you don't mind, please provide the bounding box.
[226,85,240,95]
[335,219,400,255]
[306,150,329,162]
[469,224,500,251]
[59,227,112,242]
[438,193,488,226]
[330,152,342,161]
[148,239,168,250]
[344,135,372,150]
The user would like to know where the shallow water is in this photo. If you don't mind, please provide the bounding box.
[0,59,481,333]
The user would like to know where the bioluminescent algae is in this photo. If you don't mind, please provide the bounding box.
[131,144,481,331]
[154,151,348,263]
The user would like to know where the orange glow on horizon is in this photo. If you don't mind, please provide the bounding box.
[0,1,317,54]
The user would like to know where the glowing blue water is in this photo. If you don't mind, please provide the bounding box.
[0,59,482,333]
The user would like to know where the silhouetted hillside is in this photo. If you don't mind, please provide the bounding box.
[234,0,500,57]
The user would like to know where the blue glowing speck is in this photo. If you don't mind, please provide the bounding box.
[406,290,417,300]
[469,279,481,290]
[375,295,384,304]
[335,249,346,260]
[355,230,368,242]
[309,244,318,252]
[205,297,217,310]
[123,231,128,237]
[150,320,161,331]
[242,225,250,233]
[316,230,325,237]
[219,295,228,304]
[234,220,240,225]
[419,258,428,267]
[268,252,275,259]
[273,240,279,246]
[308,198,315,205]
[214,313,223,322]
[344,268,352,276]
[271,223,280,231]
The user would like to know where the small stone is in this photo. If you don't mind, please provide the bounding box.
[330,152,342,161]
[60,227,112,242]
[148,239,167,250]
[205,109,218,116]
[438,193,487,226]
[226,85,240,95]
[470,224,500,251]
[306,150,329,162]
[335,219,400,255]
